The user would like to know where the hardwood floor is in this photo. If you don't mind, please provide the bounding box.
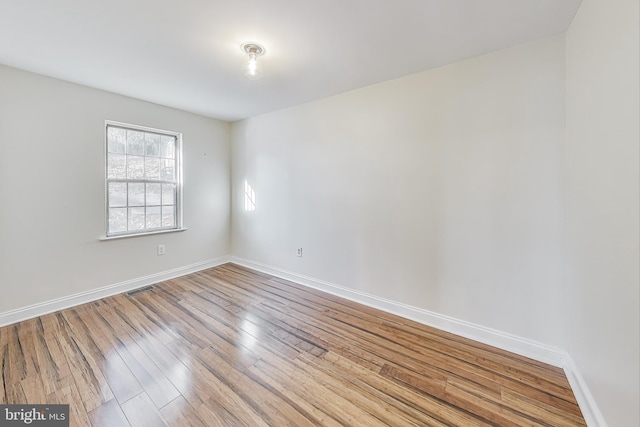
[0,263,586,426]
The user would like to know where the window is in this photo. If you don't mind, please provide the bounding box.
[105,121,182,237]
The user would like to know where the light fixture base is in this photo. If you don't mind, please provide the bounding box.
[242,43,265,56]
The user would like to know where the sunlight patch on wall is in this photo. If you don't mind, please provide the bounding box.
[244,180,256,211]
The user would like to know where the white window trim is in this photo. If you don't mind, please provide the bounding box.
[100,227,187,241]
[103,120,184,239]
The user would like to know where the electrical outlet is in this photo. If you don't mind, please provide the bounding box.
[296,247,302,257]
[157,244,166,256]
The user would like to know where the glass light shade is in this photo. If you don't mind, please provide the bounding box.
[242,52,264,80]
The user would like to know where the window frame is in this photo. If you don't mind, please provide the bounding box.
[104,120,184,239]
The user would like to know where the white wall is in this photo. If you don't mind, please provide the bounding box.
[565,0,640,425]
[0,65,231,314]
[232,35,567,347]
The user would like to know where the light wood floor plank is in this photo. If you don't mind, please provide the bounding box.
[120,392,167,427]
[0,263,586,426]
[51,383,93,427]
[88,398,130,427]
[160,395,207,427]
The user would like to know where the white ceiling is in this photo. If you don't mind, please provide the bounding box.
[0,0,581,121]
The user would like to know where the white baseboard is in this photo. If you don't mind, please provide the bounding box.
[563,354,609,427]
[0,255,231,328]
[229,256,607,427]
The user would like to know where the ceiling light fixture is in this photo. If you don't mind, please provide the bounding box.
[241,42,265,80]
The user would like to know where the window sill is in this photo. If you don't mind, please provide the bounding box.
[100,228,187,241]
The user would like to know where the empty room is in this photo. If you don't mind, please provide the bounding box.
[0,0,638,426]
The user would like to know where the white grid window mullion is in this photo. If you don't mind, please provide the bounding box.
[106,123,181,237]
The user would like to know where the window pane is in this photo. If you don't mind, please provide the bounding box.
[106,123,181,237]
[160,135,175,159]
[128,183,145,206]
[162,184,175,205]
[145,157,160,180]
[162,205,175,228]
[161,159,175,181]
[146,206,161,229]
[107,154,126,179]
[145,133,160,157]
[128,207,145,231]
[127,130,144,155]
[108,182,127,207]
[108,208,127,233]
[107,127,126,154]
[146,183,161,205]
[127,156,144,179]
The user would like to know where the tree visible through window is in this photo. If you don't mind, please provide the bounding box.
[106,122,181,237]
